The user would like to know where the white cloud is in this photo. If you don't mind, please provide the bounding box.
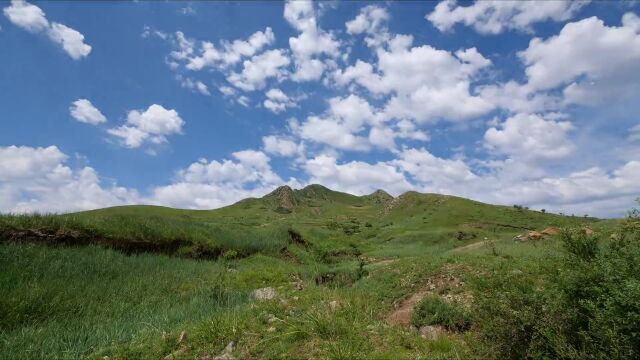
[3,0,91,59]
[304,154,412,195]
[3,0,48,32]
[393,148,477,189]
[262,135,304,158]
[69,99,107,125]
[368,127,396,151]
[484,113,575,161]
[293,95,380,152]
[296,116,370,152]
[263,88,298,113]
[177,76,210,95]
[184,27,275,71]
[0,145,137,213]
[519,14,640,105]
[284,0,340,81]
[108,104,184,149]
[47,22,91,60]
[624,12,640,33]
[477,81,562,114]
[227,49,290,91]
[336,42,493,123]
[427,0,588,34]
[346,5,390,47]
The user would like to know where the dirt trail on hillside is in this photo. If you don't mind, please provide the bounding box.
[387,266,466,327]
[386,290,430,326]
[450,240,490,252]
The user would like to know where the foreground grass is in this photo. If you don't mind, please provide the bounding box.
[0,243,249,358]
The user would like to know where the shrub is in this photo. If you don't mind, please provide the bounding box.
[411,295,471,332]
[473,220,640,359]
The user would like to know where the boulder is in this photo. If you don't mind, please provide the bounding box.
[329,300,340,312]
[419,325,444,341]
[541,227,561,236]
[526,231,544,241]
[213,342,235,360]
[253,287,277,301]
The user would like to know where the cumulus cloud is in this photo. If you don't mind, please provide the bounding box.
[284,0,340,81]
[0,145,137,213]
[346,5,390,47]
[335,42,493,123]
[263,88,299,113]
[226,49,290,91]
[519,14,640,105]
[3,0,91,59]
[184,27,275,71]
[293,95,379,152]
[304,154,412,195]
[262,135,304,158]
[484,113,575,161]
[3,0,47,32]
[427,0,588,34]
[108,104,184,149]
[69,99,107,125]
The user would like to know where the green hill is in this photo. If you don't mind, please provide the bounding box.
[1,185,627,359]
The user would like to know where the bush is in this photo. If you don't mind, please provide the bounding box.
[473,221,640,359]
[411,295,471,332]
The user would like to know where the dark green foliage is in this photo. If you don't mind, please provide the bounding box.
[411,295,471,332]
[473,222,640,359]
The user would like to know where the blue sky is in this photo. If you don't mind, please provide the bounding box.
[1,0,640,217]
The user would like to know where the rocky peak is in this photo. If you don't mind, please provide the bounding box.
[265,185,297,209]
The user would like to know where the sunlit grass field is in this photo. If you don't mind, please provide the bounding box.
[1,186,628,359]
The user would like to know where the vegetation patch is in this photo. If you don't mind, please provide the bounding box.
[411,295,472,332]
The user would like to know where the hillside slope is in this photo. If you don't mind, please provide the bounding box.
[0,185,615,359]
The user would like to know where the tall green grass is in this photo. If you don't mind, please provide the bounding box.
[0,243,248,359]
[0,213,290,259]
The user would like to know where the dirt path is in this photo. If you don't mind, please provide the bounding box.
[386,265,467,327]
[450,240,490,252]
[368,258,398,267]
[386,290,430,326]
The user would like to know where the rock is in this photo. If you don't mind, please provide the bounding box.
[253,287,277,301]
[213,354,234,360]
[329,300,340,312]
[541,227,561,236]
[164,347,187,360]
[419,325,444,341]
[177,331,188,344]
[213,341,235,360]
[266,314,279,323]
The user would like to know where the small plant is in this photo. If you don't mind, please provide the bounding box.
[411,295,471,332]
[222,249,238,260]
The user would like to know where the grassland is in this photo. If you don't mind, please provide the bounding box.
[1,185,631,359]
